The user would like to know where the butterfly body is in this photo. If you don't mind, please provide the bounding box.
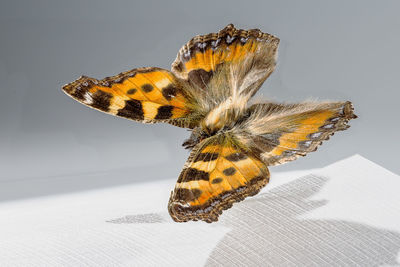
[62,24,356,223]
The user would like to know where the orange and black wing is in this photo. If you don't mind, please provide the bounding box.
[171,24,279,96]
[62,67,201,128]
[168,134,269,223]
[239,101,357,166]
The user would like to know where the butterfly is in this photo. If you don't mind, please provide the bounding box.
[62,24,356,223]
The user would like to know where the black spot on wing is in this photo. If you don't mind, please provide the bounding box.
[141,84,154,93]
[193,153,219,162]
[175,188,202,202]
[225,152,248,162]
[154,105,173,120]
[178,168,210,182]
[223,167,236,176]
[162,84,178,101]
[127,88,137,94]
[117,99,144,120]
[211,177,223,184]
[91,90,112,112]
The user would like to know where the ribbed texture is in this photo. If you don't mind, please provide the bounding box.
[0,155,399,266]
[206,174,400,266]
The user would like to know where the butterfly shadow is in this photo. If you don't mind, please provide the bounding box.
[206,175,400,266]
[108,175,400,266]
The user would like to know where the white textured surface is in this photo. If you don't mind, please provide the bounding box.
[1,155,400,266]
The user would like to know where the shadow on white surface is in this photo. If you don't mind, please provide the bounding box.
[2,155,400,266]
[108,213,165,224]
[109,174,400,266]
[208,175,400,266]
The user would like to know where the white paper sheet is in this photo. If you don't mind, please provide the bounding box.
[1,155,399,266]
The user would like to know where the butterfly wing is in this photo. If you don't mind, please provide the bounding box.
[62,67,202,128]
[236,101,357,166]
[168,101,356,222]
[171,24,279,98]
[168,134,269,223]
[63,25,279,127]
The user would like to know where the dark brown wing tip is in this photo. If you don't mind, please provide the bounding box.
[224,23,235,29]
[168,173,270,223]
[343,101,358,119]
[219,23,280,43]
[300,100,357,154]
[61,75,98,103]
[313,101,357,139]
[61,76,86,98]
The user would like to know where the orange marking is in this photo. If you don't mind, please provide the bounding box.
[209,169,232,194]
[201,145,221,153]
[171,107,189,118]
[180,141,270,206]
[185,48,214,72]
[182,39,264,75]
[142,70,170,84]
[271,111,334,155]
[143,89,169,105]
[232,158,261,180]
[169,94,187,109]
[114,81,148,101]
[84,71,190,119]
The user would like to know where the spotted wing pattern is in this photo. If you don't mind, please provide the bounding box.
[239,101,357,166]
[168,135,269,223]
[171,24,279,93]
[62,67,200,128]
[62,24,357,224]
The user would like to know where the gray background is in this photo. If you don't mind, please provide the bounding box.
[1,0,399,198]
